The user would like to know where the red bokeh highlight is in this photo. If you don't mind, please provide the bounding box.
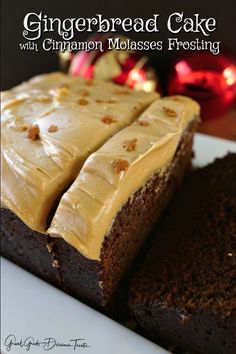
[168,52,236,120]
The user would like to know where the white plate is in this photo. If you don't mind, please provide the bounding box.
[1,133,236,354]
[193,133,236,167]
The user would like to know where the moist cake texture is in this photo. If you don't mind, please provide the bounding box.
[129,153,236,354]
[1,73,200,310]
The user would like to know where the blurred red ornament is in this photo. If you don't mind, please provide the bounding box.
[168,52,236,120]
[66,34,160,93]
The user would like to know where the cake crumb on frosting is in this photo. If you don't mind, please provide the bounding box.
[123,138,138,151]
[163,106,177,117]
[48,125,58,133]
[137,120,149,127]
[57,86,69,97]
[112,159,129,173]
[101,116,117,124]
[114,89,130,95]
[27,124,40,141]
[96,99,117,104]
[77,98,89,105]
[85,80,94,86]
[79,90,89,96]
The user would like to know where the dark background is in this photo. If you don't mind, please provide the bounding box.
[1,0,236,90]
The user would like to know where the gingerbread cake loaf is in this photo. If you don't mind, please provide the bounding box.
[129,154,236,354]
[1,72,200,311]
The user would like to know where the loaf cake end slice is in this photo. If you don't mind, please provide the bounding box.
[129,154,236,354]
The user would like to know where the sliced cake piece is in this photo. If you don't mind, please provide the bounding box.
[1,72,158,232]
[46,96,199,308]
[129,154,236,354]
[49,96,200,260]
[1,93,200,311]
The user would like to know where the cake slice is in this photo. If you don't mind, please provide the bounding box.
[47,95,199,308]
[1,87,200,311]
[48,96,200,261]
[1,72,158,232]
[129,154,236,354]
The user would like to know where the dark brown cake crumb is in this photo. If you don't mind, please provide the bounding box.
[123,139,138,151]
[101,116,117,124]
[112,159,129,173]
[163,106,177,117]
[48,125,58,133]
[27,124,40,141]
[77,98,89,105]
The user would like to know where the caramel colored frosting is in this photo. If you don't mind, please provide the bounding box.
[49,96,200,260]
[1,72,158,232]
